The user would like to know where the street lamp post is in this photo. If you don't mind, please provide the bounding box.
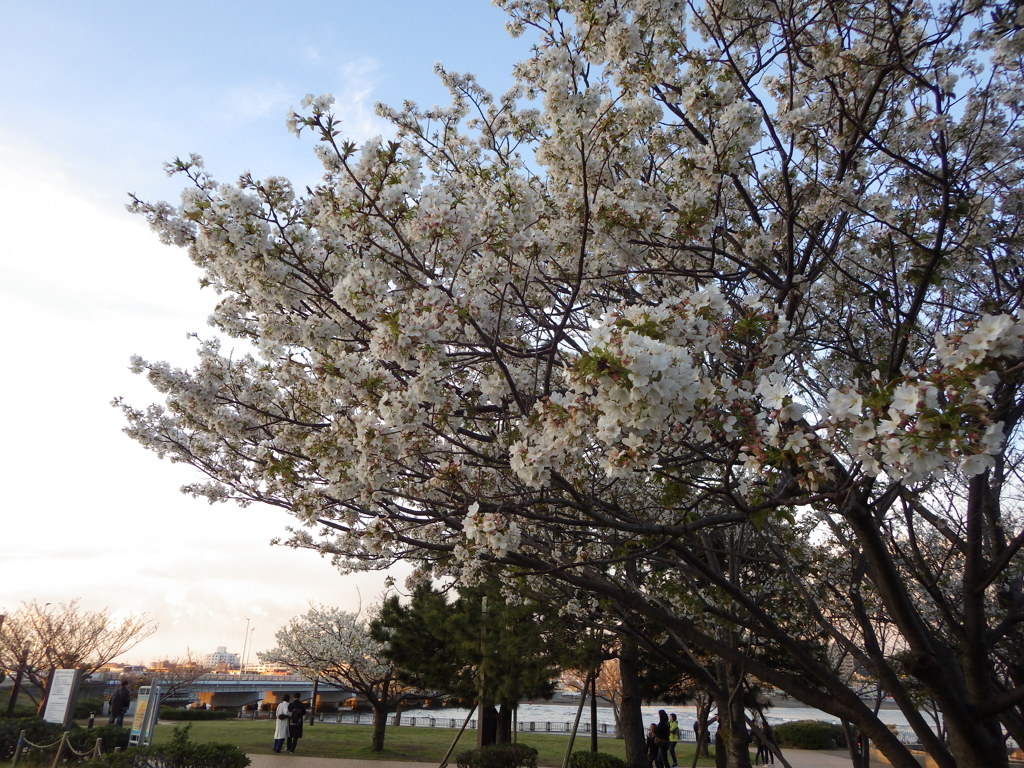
[240,618,251,675]
[244,627,255,672]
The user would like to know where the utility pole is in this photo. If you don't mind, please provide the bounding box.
[240,618,251,674]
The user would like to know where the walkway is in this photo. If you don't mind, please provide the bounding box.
[246,750,862,768]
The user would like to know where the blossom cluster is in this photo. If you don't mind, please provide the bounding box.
[461,503,522,559]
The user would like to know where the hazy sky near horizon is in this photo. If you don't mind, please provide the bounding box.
[0,1,529,664]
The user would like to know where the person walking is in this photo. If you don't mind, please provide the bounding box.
[667,712,680,767]
[273,694,291,753]
[286,697,308,754]
[108,680,132,726]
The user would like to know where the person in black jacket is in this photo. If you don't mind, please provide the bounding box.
[286,697,308,753]
[645,723,659,768]
[108,681,131,726]
[653,710,670,768]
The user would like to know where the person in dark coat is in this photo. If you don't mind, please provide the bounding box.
[653,710,670,768]
[646,723,659,768]
[108,681,132,726]
[286,697,308,753]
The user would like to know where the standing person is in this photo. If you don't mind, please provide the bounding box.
[273,694,291,753]
[646,723,659,768]
[752,724,769,765]
[286,696,308,754]
[108,680,131,726]
[760,718,777,765]
[653,710,670,768]
[667,712,680,767]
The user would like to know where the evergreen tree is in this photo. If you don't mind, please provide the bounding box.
[372,581,576,743]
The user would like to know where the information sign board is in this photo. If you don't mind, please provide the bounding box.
[42,669,81,728]
[129,685,160,746]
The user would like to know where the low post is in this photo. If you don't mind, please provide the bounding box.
[11,729,26,767]
[48,732,67,768]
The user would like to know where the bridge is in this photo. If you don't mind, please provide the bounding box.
[148,673,356,710]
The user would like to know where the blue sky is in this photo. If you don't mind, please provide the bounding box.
[0,1,530,663]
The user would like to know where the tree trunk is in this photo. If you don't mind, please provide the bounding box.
[497,702,514,744]
[619,637,647,768]
[716,663,751,768]
[371,704,387,752]
[945,717,1009,768]
[693,695,713,759]
[479,705,498,746]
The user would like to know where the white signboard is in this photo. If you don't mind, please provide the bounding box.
[42,669,81,727]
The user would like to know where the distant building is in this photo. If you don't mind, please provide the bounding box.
[95,663,147,679]
[204,646,240,669]
[245,660,293,675]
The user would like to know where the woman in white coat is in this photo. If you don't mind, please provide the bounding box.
[273,694,291,753]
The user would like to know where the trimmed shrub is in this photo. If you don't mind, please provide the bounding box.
[772,720,846,750]
[80,724,249,768]
[76,696,107,719]
[68,724,131,753]
[456,742,539,768]
[0,717,64,762]
[0,717,126,765]
[158,708,233,721]
[569,751,627,768]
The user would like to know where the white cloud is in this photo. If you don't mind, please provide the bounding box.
[0,138,403,664]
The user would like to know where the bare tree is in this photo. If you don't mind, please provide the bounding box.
[0,600,156,706]
[144,652,213,703]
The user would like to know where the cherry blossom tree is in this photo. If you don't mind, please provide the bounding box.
[259,605,408,751]
[120,0,1024,765]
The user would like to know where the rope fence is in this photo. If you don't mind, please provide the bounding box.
[11,729,105,767]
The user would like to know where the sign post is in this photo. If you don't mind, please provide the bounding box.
[41,669,82,729]
[128,685,161,746]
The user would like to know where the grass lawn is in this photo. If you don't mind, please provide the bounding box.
[150,719,718,766]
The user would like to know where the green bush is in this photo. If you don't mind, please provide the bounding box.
[76,696,107,719]
[158,708,233,721]
[456,742,539,768]
[69,724,131,753]
[0,717,126,765]
[0,717,64,762]
[569,750,627,768]
[81,725,249,768]
[772,720,846,749]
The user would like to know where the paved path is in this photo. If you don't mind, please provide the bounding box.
[246,750,862,768]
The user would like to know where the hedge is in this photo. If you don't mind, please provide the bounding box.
[456,742,539,768]
[158,708,233,721]
[569,751,627,768]
[80,724,249,768]
[0,718,129,765]
[772,720,847,750]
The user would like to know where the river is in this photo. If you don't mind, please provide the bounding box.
[406,697,916,733]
